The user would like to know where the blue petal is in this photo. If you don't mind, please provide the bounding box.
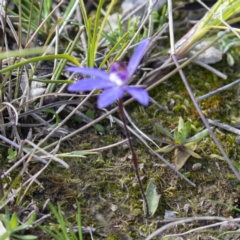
[125,86,149,106]
[127,39,149,78]
[98,87,124,108]
[68,78,116,92]
[66,67,110,80]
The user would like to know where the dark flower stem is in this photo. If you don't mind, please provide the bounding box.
[118,99,149,217]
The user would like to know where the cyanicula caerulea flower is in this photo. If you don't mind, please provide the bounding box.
[67,39,149,108]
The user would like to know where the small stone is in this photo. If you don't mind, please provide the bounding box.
[110,204,118,212]
[189,41,222,64]
[208,209,215,215]
[170,98,175,106]
[183,203,191,213]
[215,161,220,170]
[164,210,178,219]
[192,163,202,171]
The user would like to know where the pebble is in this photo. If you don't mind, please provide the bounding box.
[192,163,202,171]
[183,203,191,213]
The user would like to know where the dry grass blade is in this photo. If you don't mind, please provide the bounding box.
[146,216,240,240]
[197,78,240,101]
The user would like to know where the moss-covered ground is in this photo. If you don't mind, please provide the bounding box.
[27,62,240,239]
[2,1,240,239]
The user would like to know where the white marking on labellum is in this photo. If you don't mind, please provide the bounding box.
[109,73,123,86]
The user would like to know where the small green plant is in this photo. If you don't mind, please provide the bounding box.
[218,31,240,66]
[0,208,37,240]
[152,5,167,31]
[39,203,83,240]
[155,117,209,169]
[7,149,17,162]
[103,14,147,51]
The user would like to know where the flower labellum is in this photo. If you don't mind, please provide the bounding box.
[67,39,149,108]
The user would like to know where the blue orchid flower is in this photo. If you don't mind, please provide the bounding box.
[67,39,149,108]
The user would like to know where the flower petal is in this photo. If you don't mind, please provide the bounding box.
[127,39,149,78]
[98,87,124,108]
[125,86,149,106]
[68,78,116,92]
[66,67,110,80]
[110,62,129,81]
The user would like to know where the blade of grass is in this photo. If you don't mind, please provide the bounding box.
[99,31,129,68]
[95,0,116,54]
[87,17,93,67]
[76,203,83,240]
[0,47,46,60]
[109,41,129,67]
[0,54,80,76]
[91,0,104,67]
[25,0,65,49]
[29,79,73,84]
[48,27,84,92]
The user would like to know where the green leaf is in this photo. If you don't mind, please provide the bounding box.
[181,121,191,139]
[0,47,46,62]
[11,234,37,240]
[143,181,161,217]
[155,145,175,153]
[0,54,80,82]
[0,232,10,240]
[185,147,202,159]
[226,52,235,66]
[176,117,191,142]
[94,124,105,133]
[186,129,209,143]
[184,141,197,147]
[7,149,17,160]
[178,116,184,132]
[13,213,36,232]
[154,123,173,139]
[76,203,83,240]
[174,131,185,144]
[222,40,239,53]
[86,109,95,120]
[10,212,18,229]
[73,115,83,123]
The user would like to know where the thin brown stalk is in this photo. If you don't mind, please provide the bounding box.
[118,99,149,216]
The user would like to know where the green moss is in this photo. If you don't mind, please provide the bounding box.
[15,54,240,240]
